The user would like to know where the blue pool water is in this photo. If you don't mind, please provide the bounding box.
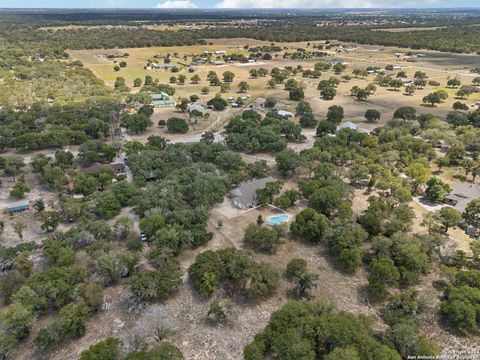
[267,214,290,225]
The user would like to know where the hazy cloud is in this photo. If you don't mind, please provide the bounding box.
[215,0,440,8]
[156,0,198,8]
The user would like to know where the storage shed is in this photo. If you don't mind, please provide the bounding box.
[7,200,29,214]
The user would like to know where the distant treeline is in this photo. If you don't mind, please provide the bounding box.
[0,26,207,51]
[0,11,479,53]
[197,23,480,54]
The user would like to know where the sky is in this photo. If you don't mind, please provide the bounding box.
[0,0,479,9]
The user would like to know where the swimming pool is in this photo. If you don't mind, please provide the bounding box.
[266,214,291,226]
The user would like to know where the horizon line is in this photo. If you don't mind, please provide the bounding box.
[1,7,480,9]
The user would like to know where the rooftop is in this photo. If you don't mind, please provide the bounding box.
[82,162,106,175]
[230,176,274,207]
[188,104,205,113]
[447,182,480,213]
[151,92,171,101]
[277,110,294,118]
[337,121,358,131]
[111,162,126,171]
[8,200,29,209]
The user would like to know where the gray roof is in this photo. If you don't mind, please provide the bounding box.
[230,176,274,206]
[447,183,480,213]
[188,104,205,113]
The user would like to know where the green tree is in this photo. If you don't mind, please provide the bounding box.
[320,86,337,100]
[256,181,283,205]
[289,87,304,101]
[276,149,302,177]
[96,249,138,286]
[406,162,431,193]
[364,109,381,123]
[133,78,142,87]
[0,303,34,340]
[80,337,120,360]
[368,257,400,299]
[299,112,318,128]
[139,213,165,239]
[238,81,249,93]
[404,84,416,95]
[166,117,189,133]
[129,268,181,302]
[326,105,344,124]
[243,223,280,254]
[325,347,361,360]
[222,71,235,83]
[96,192,121,219]
[207,95,228,110]
[40,211,63,232]
[434,207,462,233]
[425,177,451,202]
[393,106,416,122]
[465,199,480,225]
[423,92,442,106]
[290,208,329,243]
[191,74,201,84]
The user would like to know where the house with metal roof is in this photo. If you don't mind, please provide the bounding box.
[277,110,294,118]
[150,63,175,69]
[229,177,274,209]
[187,103,206,114]
[151,92,176,108]
[337,121,358,132]
[7,200,29,214]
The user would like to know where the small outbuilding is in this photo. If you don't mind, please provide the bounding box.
[337,121,358,132]
[277,110,294,118]
[7,200,29,214]
[111,162,126,173]
[151,92,176,108]
[188,103,206,114]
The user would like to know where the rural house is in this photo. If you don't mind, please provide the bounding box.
[111,162,126,174]
[229,177,274,209]
[444,183,480,213]
[82,162,106,175]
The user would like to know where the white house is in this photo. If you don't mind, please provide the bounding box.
[277,110,294,118]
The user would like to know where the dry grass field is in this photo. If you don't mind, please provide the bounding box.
[70,39,480,132]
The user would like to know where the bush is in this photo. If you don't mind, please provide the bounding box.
[290,208,329,243]
[188,248,278,299]
[243,223,280,254]
[166,117,189,133]
[80,337,120,360]
[289,87,305,101]
[264,97,277,108]
[129,268,181,302]
[35,303,90,352]
[0,303,34,340]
